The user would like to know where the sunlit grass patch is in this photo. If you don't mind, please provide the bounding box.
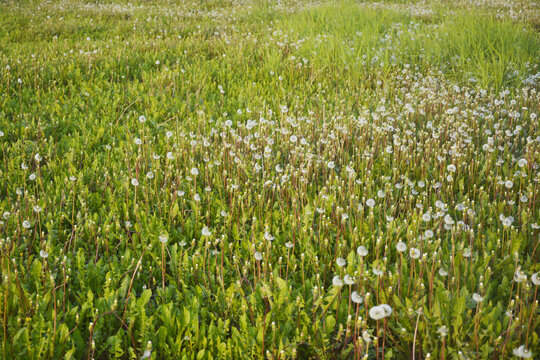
[279,2,540,89]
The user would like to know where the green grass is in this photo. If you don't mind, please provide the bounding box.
[0,0,539,359]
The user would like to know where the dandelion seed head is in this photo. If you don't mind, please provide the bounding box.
[396,241,407,253]
[351,291,363,304]
[332,275,343,287]
[472,293,484,303]
[357,246,368,257]
[513,345,532,359]
[369,305,386,320]
[410,248,421,259]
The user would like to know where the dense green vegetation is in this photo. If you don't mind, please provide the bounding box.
[0,0,539,359]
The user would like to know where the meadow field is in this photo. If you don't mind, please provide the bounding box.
[0,0,539,359]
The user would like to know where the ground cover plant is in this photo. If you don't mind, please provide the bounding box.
[0,0,539,359]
